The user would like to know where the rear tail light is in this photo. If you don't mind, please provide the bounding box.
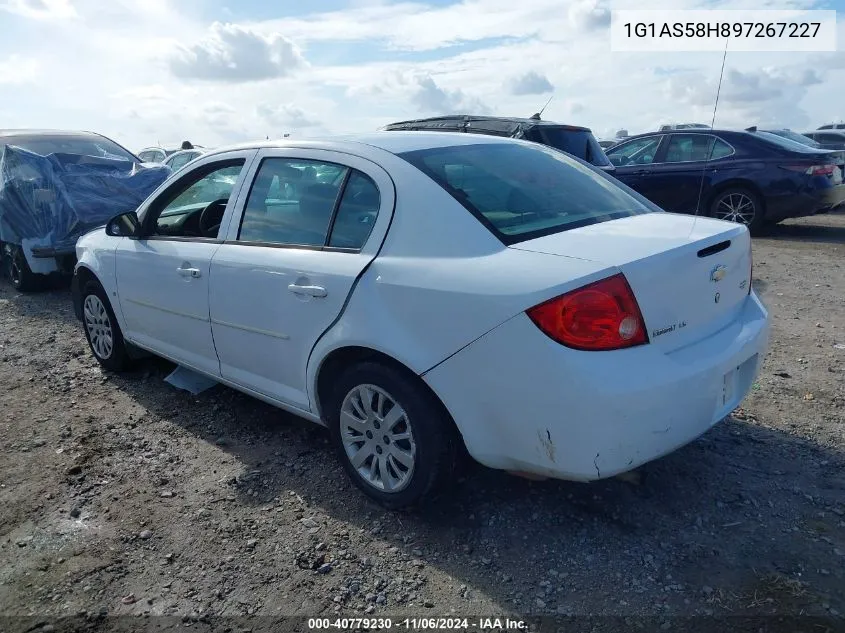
[526,273,649,351]
[782,164,836,176]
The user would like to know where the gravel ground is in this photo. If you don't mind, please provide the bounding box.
[0,215,843,631]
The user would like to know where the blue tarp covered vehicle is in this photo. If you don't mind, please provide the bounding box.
[0,130,170,291]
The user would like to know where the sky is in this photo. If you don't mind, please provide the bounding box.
[1,0,844,151]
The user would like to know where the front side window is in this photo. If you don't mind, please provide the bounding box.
[238,158,350,247]
[606,136,663,166]
[399,142,653,244]
[148,161,245,238]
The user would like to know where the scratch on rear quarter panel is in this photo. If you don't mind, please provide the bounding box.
[538,429,555,463]
[594,453,601,479]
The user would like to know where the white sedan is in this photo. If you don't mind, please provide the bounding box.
[72,132,769,508]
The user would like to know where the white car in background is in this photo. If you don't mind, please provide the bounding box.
[162,148,207,172]
[72,132,769,508]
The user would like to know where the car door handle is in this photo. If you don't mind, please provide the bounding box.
[288,284,327,298]
[633,169,652,175]
[177,266,201,278]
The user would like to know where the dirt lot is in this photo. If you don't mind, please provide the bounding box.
[0,215,844,631]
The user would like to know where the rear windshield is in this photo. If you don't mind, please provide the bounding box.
[398,142,653,244]
[4,135,137,161]
[528,127,612,167]
[752,132,827,154]
[765,130,820,148]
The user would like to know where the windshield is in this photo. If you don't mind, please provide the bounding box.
[6,134,137,161]
[533,127,612,167]
[398,142,653,244]
[764,130,821,148]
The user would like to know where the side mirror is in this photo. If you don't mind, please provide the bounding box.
[106,211,141,238]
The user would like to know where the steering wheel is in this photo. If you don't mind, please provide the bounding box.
[198,198,228,238]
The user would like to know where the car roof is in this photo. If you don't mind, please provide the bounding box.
[384,115,591,131]
[0,128,104,139]
[620,128,746,141]
[202,131,520,160]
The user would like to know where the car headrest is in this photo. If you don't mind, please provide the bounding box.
[299,183,338,222]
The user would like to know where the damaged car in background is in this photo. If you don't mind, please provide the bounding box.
[0,130,170,291]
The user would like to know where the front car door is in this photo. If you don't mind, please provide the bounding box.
[114,151,256,375]
[208,148,395,411]
[606,134,666,198]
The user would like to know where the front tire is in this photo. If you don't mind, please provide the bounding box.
[81,280,132,372]
[327,362,458,509]
[709,187,766,235]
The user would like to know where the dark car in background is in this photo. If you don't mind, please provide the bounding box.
[605,128,845,234]
[802,129,845,151]
[382,115,615,174]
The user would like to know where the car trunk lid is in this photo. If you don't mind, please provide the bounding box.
[511,213,752,353]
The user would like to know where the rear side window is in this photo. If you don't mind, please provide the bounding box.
[664,134,734,162]
[399,143,653,244]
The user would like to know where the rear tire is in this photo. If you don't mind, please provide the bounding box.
[708,187,766,236]
[327,361,459,509]
[81,280,132,372]
[4,244,40,292]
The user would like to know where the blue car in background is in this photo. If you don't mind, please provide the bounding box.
[605,128,845,234]
[0,130,170,291]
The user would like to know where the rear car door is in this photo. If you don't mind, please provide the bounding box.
[114,152,255,375]
[209,148,395,411]
[644,134,736,213]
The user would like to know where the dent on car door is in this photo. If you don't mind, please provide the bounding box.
[208,150,395,411]
[114,154,254,375]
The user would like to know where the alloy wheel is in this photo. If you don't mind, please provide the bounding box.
[714,192,756,226]
[83,295,114,360]
[339,384,416,493]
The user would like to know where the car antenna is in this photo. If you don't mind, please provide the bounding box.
[690,40,729,238]
[530,94,554,120]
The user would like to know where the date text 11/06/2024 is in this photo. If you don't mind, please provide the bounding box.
[308,617,527,630]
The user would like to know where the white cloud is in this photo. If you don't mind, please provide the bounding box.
[351,70,491,115]
[567,0,610,29]
[0,0,842,148]
[256,103,320,129]
[169,22,306,82]
[256,0,611,51]
[0,55,39,84]
[509,71,554,96]
[0,0,75,19]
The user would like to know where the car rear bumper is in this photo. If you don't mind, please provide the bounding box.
[766,184,845,221]
[424,293,769,481]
